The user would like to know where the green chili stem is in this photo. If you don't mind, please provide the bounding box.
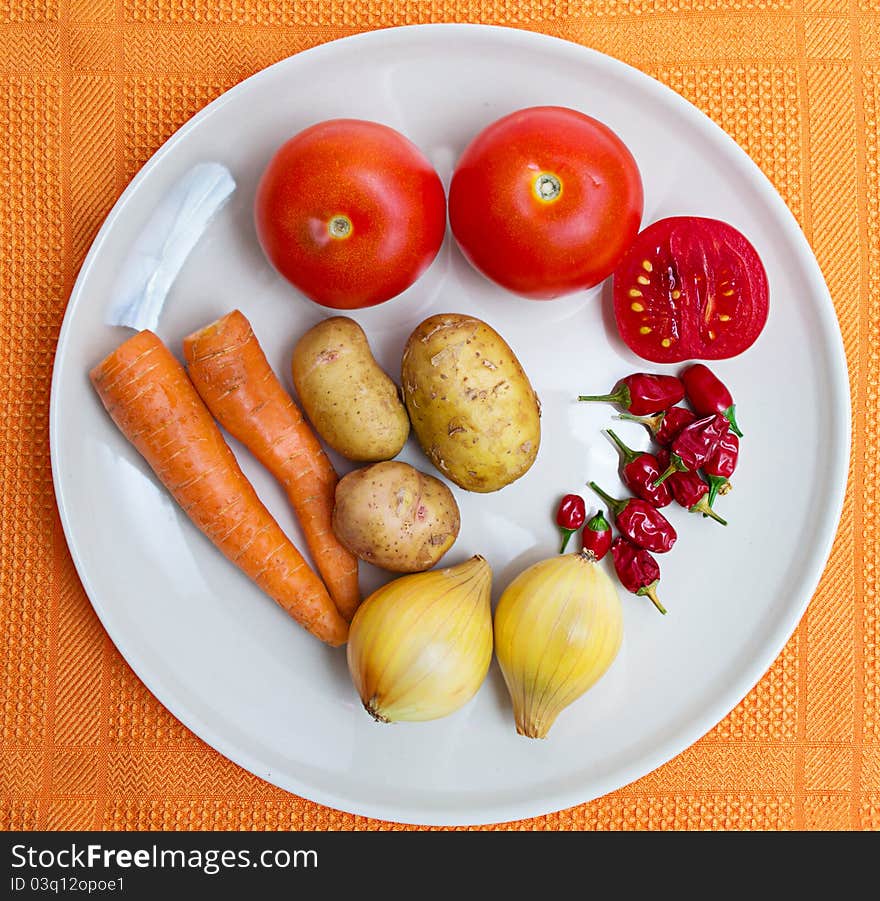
[586,510,611,533]
[725,404,744,438]
[617,411,657,428]
[578,391,624,405]
[587,482,625,517]
[638,580,667,615]
[579,382,631,410]
[706,474,729,508]
[605,429,640,465]
[653,455,685,486]
[559,529,575,553]
[690,497,728,526]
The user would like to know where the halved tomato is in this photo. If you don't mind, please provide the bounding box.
[612,216,769,362]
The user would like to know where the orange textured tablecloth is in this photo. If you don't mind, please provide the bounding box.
[1,1,877,832]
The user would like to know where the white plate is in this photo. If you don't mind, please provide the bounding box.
[50,24,850,826]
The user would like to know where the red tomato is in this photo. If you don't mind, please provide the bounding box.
[448,106,643,299]
[254,119,447,309]
[612,216,769,363]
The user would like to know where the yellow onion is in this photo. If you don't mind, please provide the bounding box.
[494,551,623,739]
[347,555,493,723]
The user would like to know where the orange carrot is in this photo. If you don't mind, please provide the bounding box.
[182,310,361,620]
[90,329,349,647]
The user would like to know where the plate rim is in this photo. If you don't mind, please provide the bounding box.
[49,22,852,827]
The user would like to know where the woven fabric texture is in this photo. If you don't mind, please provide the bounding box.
[1,0,877,831]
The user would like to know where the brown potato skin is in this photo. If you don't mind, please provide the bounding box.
[401,313,540,493]
[332,462,460,573]
[291,317,410,462]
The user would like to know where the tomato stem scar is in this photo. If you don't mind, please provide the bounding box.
[328,215,353,239]
[533,172,562,203]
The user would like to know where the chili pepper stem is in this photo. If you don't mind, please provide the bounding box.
[578,389,628,406]
[605,428,639,465]
[587,482,625,517]
[725,404,744,438]
[616,412,649,425]
[690,497,728,526]
[637,581,667,615]
[559,530,575,553]
[653,456,685,486]
[587,510,611,532]
[706,475,729,508]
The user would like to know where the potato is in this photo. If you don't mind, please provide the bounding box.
[401,313,540,492]
[291,317,410,462]
[332,461,460,572]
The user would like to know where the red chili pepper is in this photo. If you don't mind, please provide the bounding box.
[681,363,743,437]
[555,493,586,553]
[617,405,696,446]
[605,429,672,508]
[656,450,727,526]
[654,413,730,485]
[611,537,666,615]
[581,510,612,561]
[587,482,677,554]
[703,431,740,507]
[578,373,684,416]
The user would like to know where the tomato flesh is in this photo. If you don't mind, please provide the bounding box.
[254,119,447,310]
[449,106,643,300]
[612,216,769,362]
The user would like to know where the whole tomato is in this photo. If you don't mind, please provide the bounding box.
[254,119,447,309]
[448,106,643,299]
